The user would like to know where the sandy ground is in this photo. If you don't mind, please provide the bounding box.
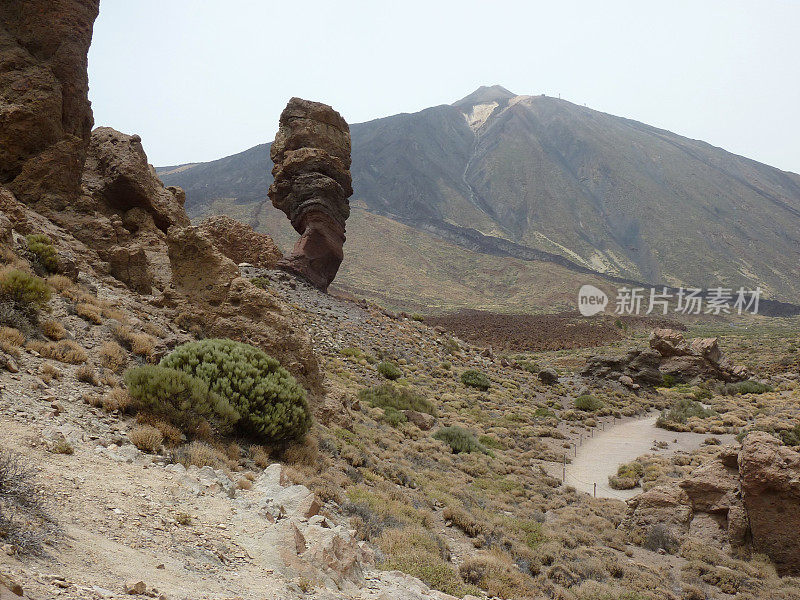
[564,413,736,500]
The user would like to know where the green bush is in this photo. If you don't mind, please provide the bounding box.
[574,395,604,412]
[124,365,239,432]
[461,369,490,391]
[358,383,436,415]
[410,313,425,322]
[250,276,270,289]
[433,426,491,455]
[656,397,715,428]
[381,407,407,427]
[661,374,677,388]
[725,380,773,395]
[25,234,59,273]
[0,269,51,325]
[160,339,311,441]
[377,361,402,380]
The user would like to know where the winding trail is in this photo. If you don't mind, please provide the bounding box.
[564,413,735,500]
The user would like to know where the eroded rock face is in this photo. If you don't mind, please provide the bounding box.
[583,328,748,386]
[739,432,800,576]
[0,0,100,205]
[622,433,800,575]
[197,215,282,268]
[268,98,352,291]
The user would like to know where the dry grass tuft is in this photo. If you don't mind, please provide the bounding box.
[46,274,73,293]
[26,339,87,364]
[0,326,24,356]
[250,445,270,468]
[175,441,228,469]
[128,425,163,453]
[40,319,66,340]
[75,364,98,385]
[102,388,133,412]
[99,341,127,372]
[112,323,155,359]
[283,434,319,466]
[75,302,102,324]
[39,363,62,383]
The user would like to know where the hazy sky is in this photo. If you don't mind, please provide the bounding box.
[89,0,800,172]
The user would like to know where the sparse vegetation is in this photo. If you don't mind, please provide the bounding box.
[725,380,773,395]
[25,234,59,274]
[358,383,436,415]
[657,398,716,430]
[40,319,66,340]
[0,450,58,554]
[99,341,127,372]
[160,339,311,441]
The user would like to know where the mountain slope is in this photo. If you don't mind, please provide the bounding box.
[159,87,800,305]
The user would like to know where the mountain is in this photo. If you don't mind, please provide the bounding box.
[158,87,800,308]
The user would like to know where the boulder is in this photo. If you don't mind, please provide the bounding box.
[405,410,436,431]
[197,215,282,269]
[0,0,100,206]
[690,337,722,364]
[538,368,559,385]
[268,98,352,291]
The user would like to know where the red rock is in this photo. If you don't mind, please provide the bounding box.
[0,0,100,206]
[268,98,352,291]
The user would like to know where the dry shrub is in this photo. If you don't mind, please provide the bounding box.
[75,364,98,385]
[134,414,184,446]
[283,434,319,466]
[39,363,62,383]
[236,477,253,490]
[75,302,102,324]
[40,319,66,340]
[26,339,87,364]
[46,274,73,293]
[142,322,164,338]
[224,442,242,462]
[101,307,127,322]
[175,441,228,469]
[0,326,24,356]
[128,425,163,453]
[250,445,270,468]
[112,323,155,359]
[459,550,533,598]
[99,341,127,372]
[443,506,485,537]
[102,388,133,412]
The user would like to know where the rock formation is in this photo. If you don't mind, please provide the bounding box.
[197,215,282,268]
[268,98,352,291]
[0,0,100,206]
[583,328,748,387]
[622,431,800,575]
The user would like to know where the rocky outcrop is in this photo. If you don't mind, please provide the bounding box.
[0,0,100,206]
[44,127,190,294]
[165,226,322,395]
[583,328,748,386]
[622,432,800,575]
[739,432,800,576]
[268,98,352,291]
[197,215,282,268]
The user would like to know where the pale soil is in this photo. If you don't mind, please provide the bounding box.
[564,413,735,499]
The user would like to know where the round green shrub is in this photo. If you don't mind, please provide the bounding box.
[433,426,491,455]
[124,365,239,432]
[460,369,490,391]
[0,269,51,324]
[381,407,407,427]
[574,395,604,412]
[377,361,402,380]
[25,234,59,273]
[160,339,311,441]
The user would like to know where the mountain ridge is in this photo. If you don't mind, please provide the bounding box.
[158,87,800,306]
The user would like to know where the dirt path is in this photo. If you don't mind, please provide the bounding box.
[564,413,736,500]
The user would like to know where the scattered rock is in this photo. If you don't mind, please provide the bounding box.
[197,215,282,269]
[124,579,147,595]
[538,368,559,385]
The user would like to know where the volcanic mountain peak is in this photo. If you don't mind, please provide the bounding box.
[452,84,517,109]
